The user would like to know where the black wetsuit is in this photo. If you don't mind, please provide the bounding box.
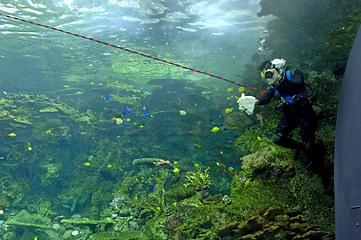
[257,69,317,152]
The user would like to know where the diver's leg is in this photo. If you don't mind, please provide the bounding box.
[300,108,332,191]
[273,114,303,150]
[299,108,317,168]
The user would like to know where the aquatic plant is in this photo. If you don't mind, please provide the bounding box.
[165,187,196,201]
[184,167,211,191]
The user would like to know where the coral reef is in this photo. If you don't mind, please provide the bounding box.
[241,147,273,170]
[218,207,334,239]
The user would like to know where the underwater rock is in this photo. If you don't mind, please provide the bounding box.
[60,218,113,225]
[222,195,232,205]
[0,110,10,118]
[132,157,165,166]
[63,230,73,239]
[201,188,210,199]
[241,147,273,171]
[87,231,145,240]
[6,210,51,228]
[39,107,59,113]
[52,223,60,231]
[217,221,239,238]
[110,197,125,212]
[45,118,63,128]
[0,220,7,235]
[221,207,335,239]
[13,117,32,125]
[260,207,286,221]
[165,187,196,201]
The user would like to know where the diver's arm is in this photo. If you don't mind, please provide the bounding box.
[291,69,304,85]
[256,87,274,105]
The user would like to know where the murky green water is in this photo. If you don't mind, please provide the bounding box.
[0,0,350,239]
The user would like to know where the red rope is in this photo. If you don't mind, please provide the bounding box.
[0,13,266,94]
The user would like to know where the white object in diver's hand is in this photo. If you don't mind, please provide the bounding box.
[237,93,257,115]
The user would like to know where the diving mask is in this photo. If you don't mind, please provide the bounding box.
[260,69,277,84]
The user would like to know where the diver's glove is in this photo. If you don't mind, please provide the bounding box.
[237,93,257,115]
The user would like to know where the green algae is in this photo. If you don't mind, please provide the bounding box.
[61,218,113,225]
[87,231,147,240]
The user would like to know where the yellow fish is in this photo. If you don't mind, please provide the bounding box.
[195,143,201,148]
[173,168,180,173]
[115,118,123,125]
[8,133,16,137]
[173,161,178,165]
[63,85,69,88]
[80,132,87,135]
[135,196,138,200]
[75,91,83,94]
[45,130,52,134]
[227,88,233,92]
[211,127,220,132]
[136,177,140,182]
[216,162,220,166]
[3,91,7,95]
[220,151,224,155]
[229,167,234,172]
[225,108,233,114]
[107,164,112,168]
[83,162,91,166]
[173,202,177,207]
[179,110,187,116]
[245,179,250,187]
[238,87,245,93]
[257,136,261,140]
[28,147,32,151]
[194,164,200,168]
[34,237,37,240]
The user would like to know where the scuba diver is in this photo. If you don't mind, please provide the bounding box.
[238,58,332,191]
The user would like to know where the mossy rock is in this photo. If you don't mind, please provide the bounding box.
[87,231,147,240]
[39,107,59,113]
[60,218,113,225]
[6,209,51,228]
[132,158,164,165]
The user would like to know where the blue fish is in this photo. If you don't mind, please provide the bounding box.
[143,112,151,117]
[151,186,155,191]
[229,163,234,165]
[104,95,111,100]
[123,106,130,115]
